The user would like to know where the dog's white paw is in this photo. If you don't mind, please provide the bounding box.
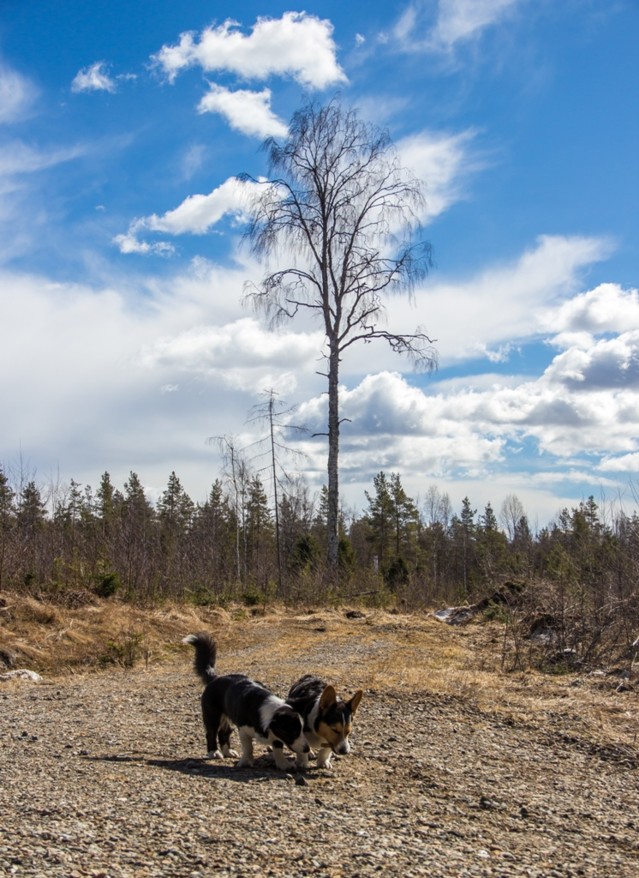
[221,746,239,758]
[236,757,254,768]
[207,749,224,760]
[316,749,333,769]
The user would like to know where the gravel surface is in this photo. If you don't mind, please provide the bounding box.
[1,617,638,877]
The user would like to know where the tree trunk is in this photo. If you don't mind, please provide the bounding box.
[326,343,340,570]
[268,395,283,594]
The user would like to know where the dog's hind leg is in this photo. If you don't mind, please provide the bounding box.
[205,726,224,759]
[202,703,224,759]
[218,717,239,758]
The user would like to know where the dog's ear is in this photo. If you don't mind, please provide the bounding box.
[349,689,363,714]
[319,684,337,711]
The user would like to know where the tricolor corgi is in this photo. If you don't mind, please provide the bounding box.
[183,633,309,771]
[287,674,363,769]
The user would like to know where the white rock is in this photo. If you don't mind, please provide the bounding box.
[0,669,43,683]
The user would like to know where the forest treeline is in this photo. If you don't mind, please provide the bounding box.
[1,466,638,666]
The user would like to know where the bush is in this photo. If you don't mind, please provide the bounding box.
[95,571,121,598]
[100,629,145,668]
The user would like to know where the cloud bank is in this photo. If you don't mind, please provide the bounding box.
[4,243,636,510]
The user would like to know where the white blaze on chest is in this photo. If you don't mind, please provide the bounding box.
[258,695,285,739]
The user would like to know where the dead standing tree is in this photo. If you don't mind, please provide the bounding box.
[246,390,309,594]
[243,101,437,572]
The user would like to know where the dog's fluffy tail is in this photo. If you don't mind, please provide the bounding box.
[183,632,217,685]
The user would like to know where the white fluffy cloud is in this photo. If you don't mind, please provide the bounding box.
[71,62,117,93]
[542,332,639,390]
[339,234,613,376]
[112,234,175,257]
[198,84,288,138]
[0,264,265,484]
[542,283,639,336]
[114,176,263,253]
[599,453,639,474]
[153,12,346,89]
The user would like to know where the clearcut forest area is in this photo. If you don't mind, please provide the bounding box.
[1,595,638,878]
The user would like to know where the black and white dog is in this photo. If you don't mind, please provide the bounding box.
[183,633,309,770]
[287,674,363,770]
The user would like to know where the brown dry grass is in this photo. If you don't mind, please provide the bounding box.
[1,590,636,756]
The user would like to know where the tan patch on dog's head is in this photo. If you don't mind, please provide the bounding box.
[317,686,363,752]
[317,718,351,750]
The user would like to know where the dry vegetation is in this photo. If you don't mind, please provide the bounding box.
[1,590,637,755]
[1,591,638,877]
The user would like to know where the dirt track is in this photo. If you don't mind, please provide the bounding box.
[1,608,638,877]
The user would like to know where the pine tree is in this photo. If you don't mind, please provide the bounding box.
[477,502,508,582]
[119,472,156,596]
[16,481,47,588]
[0,469,15,590]
[96,472,117,530]
[191,480,236,596]
[244,475,274,584]
[450,497,477,599]
[365,472,394,573]
[365,472,418,585]
[389,472,420,562]
[157,472,194,597]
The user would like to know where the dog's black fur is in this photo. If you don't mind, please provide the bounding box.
[183,633,309,770]
[287,674,363,769]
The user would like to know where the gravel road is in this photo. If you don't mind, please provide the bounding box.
[1,610,637,877]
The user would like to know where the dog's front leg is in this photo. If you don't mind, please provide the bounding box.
[316,747,333,769]
[271,741,292,770]
[295,750,310,771]
[236,729,254,768]
[205,725,223,760]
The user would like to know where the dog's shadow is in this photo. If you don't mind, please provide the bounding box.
[84,752,297,783]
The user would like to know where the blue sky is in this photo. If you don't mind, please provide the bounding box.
[1,0,638,528]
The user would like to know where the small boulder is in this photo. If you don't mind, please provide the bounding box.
[0,669,43,683]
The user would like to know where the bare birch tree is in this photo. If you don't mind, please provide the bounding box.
[243,101,437,570]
